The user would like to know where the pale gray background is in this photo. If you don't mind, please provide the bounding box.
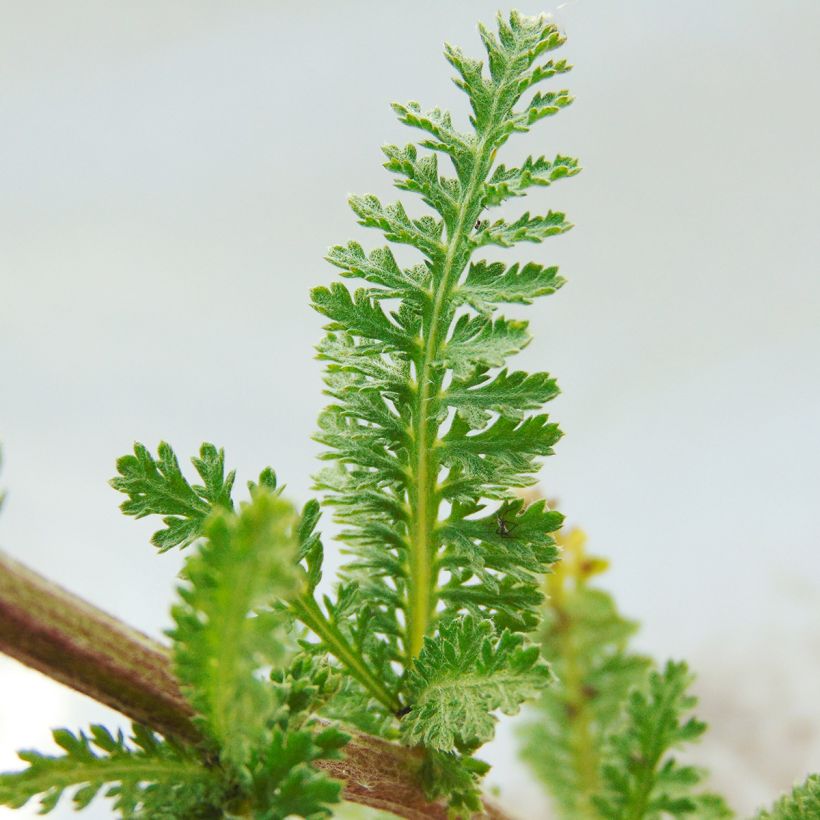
[1,1,819,817]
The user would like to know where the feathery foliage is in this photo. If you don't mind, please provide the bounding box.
[1,488,347,818]
[310,11,579,806]
[0,724,223,817]
[111,442,241,551]
[593,660,731,819]
[168,490,301,771]
[112,441,401,714]
[755,774,820,819]
[520,527,652,817]
[520,527,732,819]
[242,654,349,819]
[312,10,575,674]
[402,614,552,752]
[5,9,812,820]
[159,488,351,817]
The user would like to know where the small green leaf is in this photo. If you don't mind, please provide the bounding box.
[348,194,444,259]
[483,154,580,206]
[0,725,220,816]
[311,282,416,353]
[457,260,565,314]
[471,210,572,248]
[402,615,553,751]
[169,490,302,772]
[440,315,530,379]
[444,367,559,427]
[418,749,491,817]
[326,241,430,300]
[110,441,236,551]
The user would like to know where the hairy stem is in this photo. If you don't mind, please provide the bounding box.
[291,593,401,713]
[0,552,198,745]
[0,551,508,820]
[404,115,511,661]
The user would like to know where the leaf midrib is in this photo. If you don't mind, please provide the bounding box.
[404,45,527,661]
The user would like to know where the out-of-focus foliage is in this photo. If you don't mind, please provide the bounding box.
[755,774,820,819]
[520,527,651,816]
[520,527,730,818]
[593,660,731,819]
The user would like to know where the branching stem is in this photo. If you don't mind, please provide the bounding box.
[0,552,509,819]
[290,593,401,713]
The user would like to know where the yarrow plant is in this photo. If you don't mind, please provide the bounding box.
[0,10,817,820]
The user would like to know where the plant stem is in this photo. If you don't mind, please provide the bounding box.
[290,593,400,713]
[0,552,198,744]
[0,551,509,819]
[404,67,523,660]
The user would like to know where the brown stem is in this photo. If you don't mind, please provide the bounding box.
[0,552,509,820]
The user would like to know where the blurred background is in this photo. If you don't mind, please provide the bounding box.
[1,0,819,816]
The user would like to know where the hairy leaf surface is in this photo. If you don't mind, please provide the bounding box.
[402,615,552,751]
[169,491,301,771]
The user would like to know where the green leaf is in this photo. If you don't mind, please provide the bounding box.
[168,490,301,773]
[402,615,553,751]
[444,367,559,427]
[519,528,653,818]
[592,660,732,819]
[0,725,220,816]
[313,11,577,808]
[110,441,238,551]
[418,749,491,818]
[507,87,574,134]
[251,729,345,819]
[483,154,580,206]
[390,102,473,180]
[326,241,430,301]
[443,413,562,463]
[311,283,417,353]
[440,314,531,379]
[436,500,562,631]
[457,260,565,314]
[382,143,459,226]
[348,194,444,260]
[241,655,349,820]
[471,210,572,248]
[755,774,820,819]
[298,498,325,594]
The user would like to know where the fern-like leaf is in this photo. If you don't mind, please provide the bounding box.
[402,615,552,752]
[418,750,491,818]
[112,441,403,714]
[519,527,652,817]
[246,655,349,820]
[313,11,576,676]
[110,441,242,551]
[0,724,221,817]
[592,660,732,819]
[755,774,820,819]
[168,490,301,772]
